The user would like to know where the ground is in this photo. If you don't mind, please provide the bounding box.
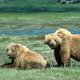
[0,12,80,80]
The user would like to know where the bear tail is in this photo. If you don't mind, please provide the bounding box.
[45,61,51,68]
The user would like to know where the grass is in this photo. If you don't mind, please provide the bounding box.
[0,12,80,30]
[0,12,80,80]
[0,35,80,80]
[0,68,80,80]
[0,12,80,19]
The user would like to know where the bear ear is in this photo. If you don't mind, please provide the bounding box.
[44,35,47,38]
[55,29,71,38]
[57,33,63,38]
[14,44,23,52]
[14,44,21,49]
[57,33,71,40]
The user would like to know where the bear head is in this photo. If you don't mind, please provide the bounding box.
[6,43,28,59]
[44,28,72,49]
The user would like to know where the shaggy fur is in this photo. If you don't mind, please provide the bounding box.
[3,43,50,69]
[44,28,80,67]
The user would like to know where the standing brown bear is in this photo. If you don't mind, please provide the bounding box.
[2,43,50,69]
[44,28,80,67]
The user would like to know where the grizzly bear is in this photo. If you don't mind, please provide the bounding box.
[2,43,50,69]
[44,28,80,67]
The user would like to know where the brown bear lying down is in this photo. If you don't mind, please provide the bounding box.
[44,28,80,67]
[1,43,50,69]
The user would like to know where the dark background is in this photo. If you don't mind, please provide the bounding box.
[0,0,80,12]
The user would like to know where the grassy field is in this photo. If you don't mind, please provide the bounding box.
[0,67,80,80]
[0,12,80,80]
[0,35,80,80]
[0,12,80,30]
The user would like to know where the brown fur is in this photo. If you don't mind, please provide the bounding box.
[4,43,50,69]
[44,28,80,67]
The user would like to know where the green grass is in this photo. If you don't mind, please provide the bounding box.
[0,68,80,80]
[0,12,80,19]
[0,12,80,30]
[0,35,80,80]
[0,12,80,80]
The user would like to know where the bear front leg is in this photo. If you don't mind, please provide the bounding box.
[60,52,70,67]
[0,63,15,68]
[60,44,70,67]
[54,51,62,67]
[54,46,63,67]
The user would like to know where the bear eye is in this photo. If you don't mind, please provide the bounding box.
[54,39,57,42]
[48,39,51,42]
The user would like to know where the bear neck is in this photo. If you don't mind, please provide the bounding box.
[54,44,61,52]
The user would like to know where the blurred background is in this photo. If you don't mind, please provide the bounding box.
[0,0,80,12]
